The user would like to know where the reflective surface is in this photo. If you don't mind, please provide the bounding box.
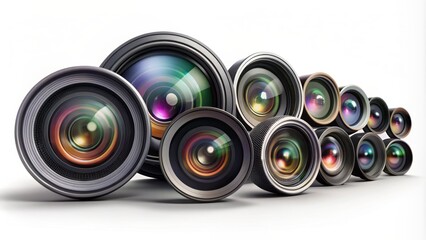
[390,113,405,135]
[341,92,362,126]
[305,80,332,119]
[321,136,343,175]
[386,143,406,172]
[368,104,383,129]
[358,141,375,171]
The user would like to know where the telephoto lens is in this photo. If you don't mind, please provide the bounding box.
[350,133,386,181]
[333,85,370,134]
[383,139,413,176]
[101,32,235,179]
[300,73,340,127]
[15,66,151,199]
[386,108,412,139]
[315,127,355,186]
[228,52,304,131]
[160,107,253,202]
[250,116,321,195]
[363,97,390,134]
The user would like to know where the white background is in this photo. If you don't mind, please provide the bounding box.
[1,0,425,239]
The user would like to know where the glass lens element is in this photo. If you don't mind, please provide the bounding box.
[341,92,362,126]
[390,113,405,135]
[368,104,383,129]
[358,141,376,171]
[386,143,406,172]
[305,80,332,119]
[321,136,343,174]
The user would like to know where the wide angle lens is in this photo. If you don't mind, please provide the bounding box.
[350,133,386,180]
[300,73,340,126]
[315,127,355,186]
[250,116,321,195]
[15,66,150,199]
[101,32,235,178]
[160,107,253,202]
[229,52,303,130]
[383,139,413,176]
[387,108,411,139]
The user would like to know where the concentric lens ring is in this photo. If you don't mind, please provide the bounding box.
[229,52,304,130]
[364,97,390,134]
[336,85,370,134]
[387,108,411,139]
[15,66,150,199]
[160,107,253,202]
[383,139,413,176]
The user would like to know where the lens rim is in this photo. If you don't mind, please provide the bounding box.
[336,85,370,134]
[386,108,412,139]
[251,116,321,195]
[350,133,386,181]
[160,107,253,202]
[300,73,340,126]
[15,66,151,199]
[229,52,304,130]
[315,127,355,186]
[100,32,235,178]
[383,139,412,176]
[363,97,390,134]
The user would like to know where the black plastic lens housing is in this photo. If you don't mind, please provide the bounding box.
[383,139,412,176]
[315,127,355,186]
[229,52,304,131]
[15,66,151,199]
[350,133,386,181]
[101,32,235,179]
[160,107,253,202]
[363,97,390,134]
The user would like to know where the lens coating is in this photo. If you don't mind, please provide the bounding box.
[49,96,120,166]
[305,79,332,119]
[386,143,406,172]
[390,113,405,135]
[368,104,383,129]
[321,136,343,175]
[267,128,309,186]
[358,141,376,171]
[121,54,215,139]
[341,92,362,126]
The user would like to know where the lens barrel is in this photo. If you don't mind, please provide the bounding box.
[350,133,386,181]
[250,116,320,195]
[160,107,253,202]
[101,32,235,179]
[15,66,151,199]
[315,127,355,186]
[300,73,340,127]
[363,97,390,134]
[229,52,304,130]
[386,108,411,139]
[383,139,412,176]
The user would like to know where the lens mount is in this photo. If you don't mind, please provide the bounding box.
[250,116,320,195]
[315,127,355,186]
[101,32,235,178]
[383,139,412,176]
[160,107,253,202]
[350,133,386,181]
[15,66,150,199]
[386,108,411,139]
[334,85,370,134]
[363,97,390,134]
[229,52,304,130]
[300,72,340,126]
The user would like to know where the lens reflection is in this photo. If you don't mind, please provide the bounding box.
[386,143,406,172]
[358,141,375,171]
[341,92,361,126]
[368,104,383,129]
[391,113,405,135]
[321,136,343,174]
[305,80,331,119]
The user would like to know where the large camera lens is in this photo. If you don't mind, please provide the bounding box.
[229,52,303,130]
[363,97,390,134]
[101,32,235,178]
[15,66,150,199]
[334,85,370,134]
[315,127,355,186]
[383,139,412,176]
[350,133,386,180]
[250,116,320,195]
[160,107,253,202]
[300,73,340,127]
[386,108,411,139]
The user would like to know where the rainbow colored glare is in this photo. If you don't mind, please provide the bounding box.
[390,113,405,135]
[368,104,383,129]
[321,137,342,173]
[341,93,361,126]
[358,141,375,171]
[386,143,406,171]
[245,77,280,116]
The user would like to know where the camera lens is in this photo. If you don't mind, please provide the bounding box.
[363,97,390,134]
[383,139,412,176]
[15,66,150,198]
[160,107,253,202]
[334,85,370,134]
[229,52,303,130]
[350,133,386,180]
[101,32,235,178]
[387,108,411,139]
[315,127,355,186]
[300,73,340,126]
[250,116,320,195]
